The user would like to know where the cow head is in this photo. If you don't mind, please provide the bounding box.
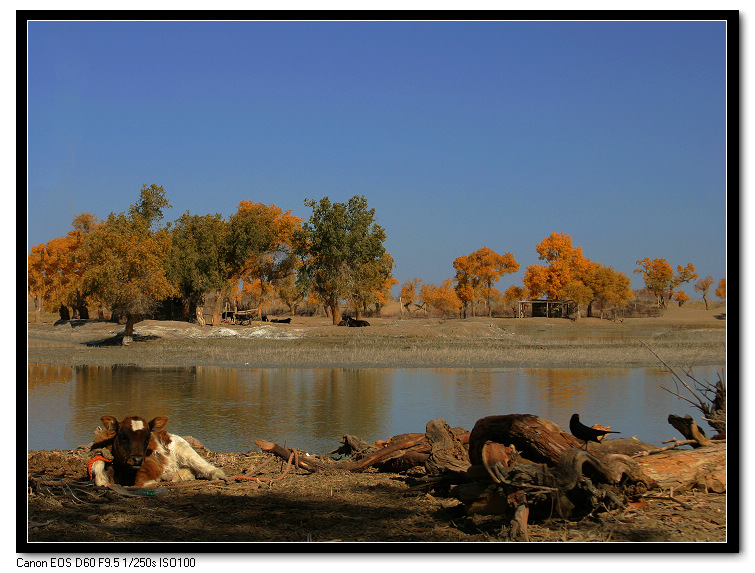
[101,415,169,469]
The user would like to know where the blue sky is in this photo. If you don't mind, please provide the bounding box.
[27,20,728,296]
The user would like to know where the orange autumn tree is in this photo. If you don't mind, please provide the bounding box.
[80,185,177,342]
[694,275,715,310]
[503,285,527,315]
[27,213,101,322]
[372,254,399,316]
[587,265,634,319]
[227,201,303,321]
[674,290,690,307]
[453,246,519,317]
[523,233,598,314]
[634,258,698,308]
[715,278,726,301]
[400,278,423,314]
[420,279,462,317]
[452,255,477,318]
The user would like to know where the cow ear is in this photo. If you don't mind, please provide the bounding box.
[101,416,119,431]
[149,416,169,432]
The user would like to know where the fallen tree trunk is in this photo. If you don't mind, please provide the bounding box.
[468,414,579,466]
[255,434,429,473]
[634,441,726,493]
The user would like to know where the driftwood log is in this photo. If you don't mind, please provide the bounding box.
[253,411,725,539]
[667,414,711,447]
[634,442,726,493]
[458,415,653,532]
[468,414,580,466]
[254,419,468,475]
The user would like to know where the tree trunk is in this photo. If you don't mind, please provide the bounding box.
[212,290,223,326]
[35,295,43,323]
[468,414,579,466]
[424,419,471,475]
[635,442,725,493]
[330,303,341,325]
[122,313,140,345]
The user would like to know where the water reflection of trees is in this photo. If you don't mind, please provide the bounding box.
[233,369,390,447]
[60,367,392,453]
[28,364,73,385]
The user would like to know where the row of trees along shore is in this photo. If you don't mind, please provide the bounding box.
[28,185,726,337]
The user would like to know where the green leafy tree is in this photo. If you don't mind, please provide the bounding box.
[295,196,387,324]
[167,212,229,321]
[348,252,395,318]
[129,183,172,228]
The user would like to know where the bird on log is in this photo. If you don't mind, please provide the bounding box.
[569,413,620,450]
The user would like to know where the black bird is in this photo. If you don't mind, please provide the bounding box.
[569,413,620,450]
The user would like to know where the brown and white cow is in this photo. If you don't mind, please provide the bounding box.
[89,415,226,487]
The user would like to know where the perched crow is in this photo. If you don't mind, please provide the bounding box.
[569,413,620,450]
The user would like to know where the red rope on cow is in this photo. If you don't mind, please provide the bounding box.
[87,455,111,481]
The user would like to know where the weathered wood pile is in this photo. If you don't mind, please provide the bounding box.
[254,412,725,541]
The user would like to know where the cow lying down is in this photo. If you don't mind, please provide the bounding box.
[89,415,227,487]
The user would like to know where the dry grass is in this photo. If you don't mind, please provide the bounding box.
[27,306,726,369]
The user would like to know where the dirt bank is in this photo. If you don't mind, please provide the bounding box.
[27,305,726,369]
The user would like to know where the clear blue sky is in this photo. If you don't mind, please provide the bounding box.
[27,20,728,296]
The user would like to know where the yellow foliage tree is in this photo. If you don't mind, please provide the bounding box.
[694,275,715,310]
[503,285,527,315]
[80,186,177,341]
[400,278,423,314]
[454,246,519,317]
[635,258,698,308]
[420,279,462,317]
[277,271,307,316]
[674,290,690,307]
[27,213,101,321]
[523,233,597,304]
[715,278,726,301]
[229,201,303,320]
[588,265,634,319]
[348,253,396,318]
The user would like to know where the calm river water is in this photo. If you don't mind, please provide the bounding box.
[27,365,725,454]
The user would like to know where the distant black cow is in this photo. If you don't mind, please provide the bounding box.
[270,317,291,324]
[345,316,370,327]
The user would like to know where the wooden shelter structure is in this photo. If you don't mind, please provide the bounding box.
[517,299,576,319]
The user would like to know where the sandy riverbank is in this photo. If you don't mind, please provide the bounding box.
[27,305,726,369]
